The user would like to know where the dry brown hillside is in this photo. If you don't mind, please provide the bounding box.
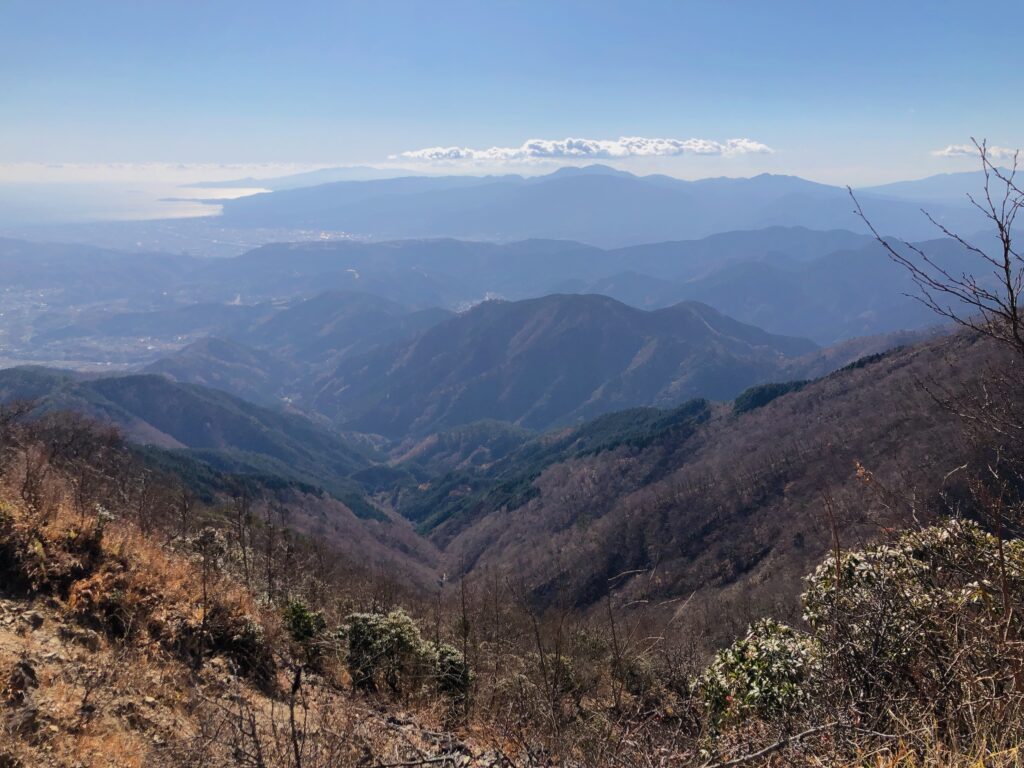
[433,331,1002,642]
[0,415,495,767]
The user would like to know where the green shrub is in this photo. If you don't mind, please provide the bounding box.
[283,600,326,646]
[283,599,327,665]
[343,610,476,702]
[698,618,818,725]
[344,609,436,696]
[801,519,1024,725]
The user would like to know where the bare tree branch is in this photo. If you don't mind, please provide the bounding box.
[848,138,1024,359]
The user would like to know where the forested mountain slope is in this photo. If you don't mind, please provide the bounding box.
[0,367,378,509]
[405,331,999,641]
[311,294,817,436]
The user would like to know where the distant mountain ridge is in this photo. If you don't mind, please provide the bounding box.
[144,290,935,443]
[144,337,298,407]
[4,225,981,395]
[218,165,983,246]
[144,292,456,404]
[860,168,1012,204]
[191,165,426,190]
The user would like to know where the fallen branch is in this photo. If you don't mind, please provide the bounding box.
[701,722,838,768]
[373,754,465,768]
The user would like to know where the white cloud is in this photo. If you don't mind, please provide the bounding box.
[394,136,773,164]
[933,143,1020,160]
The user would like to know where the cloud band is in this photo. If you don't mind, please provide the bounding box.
[393,136,773,164]
[933,143,1019,160]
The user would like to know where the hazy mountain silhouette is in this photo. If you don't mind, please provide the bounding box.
[860,168,1009,204]
[191,165,425,190]
[144,337,298,406]
[219,166,982,246]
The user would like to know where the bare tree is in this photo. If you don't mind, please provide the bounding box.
[850,138,1024,510]
[849,138,1024,358]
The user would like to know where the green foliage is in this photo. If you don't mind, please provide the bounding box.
[803,518,1024,627]
[698,618,818,725]
[564,398,711,454]
[675,518,1024,746]
[835,348,900,374]
[344,609,437,696]
[134,444,392,518]
[337,491,387,522]
[186,449,386,521]
[283,600,327,648]
[402,399,710,533]
[733,380,808,414]
[350,464,418,493]
[343,610,473,701]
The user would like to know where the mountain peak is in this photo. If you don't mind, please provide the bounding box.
[314,292,817,436]
[544,164,636,179]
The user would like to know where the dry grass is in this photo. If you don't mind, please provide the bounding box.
[0,439,496,767]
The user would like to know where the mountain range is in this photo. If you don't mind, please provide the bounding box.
[148,289,922,441]
[13,225,972,357]
[860,167,1007,204]
[0,165,997,622]
[217,165,985,246]
[15,324,994,640]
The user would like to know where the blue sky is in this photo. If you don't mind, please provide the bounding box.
[1,0,1020,185]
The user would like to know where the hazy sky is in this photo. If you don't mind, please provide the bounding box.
[1,0,1020,185]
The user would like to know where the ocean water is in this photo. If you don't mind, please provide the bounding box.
[0,182,266,227]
